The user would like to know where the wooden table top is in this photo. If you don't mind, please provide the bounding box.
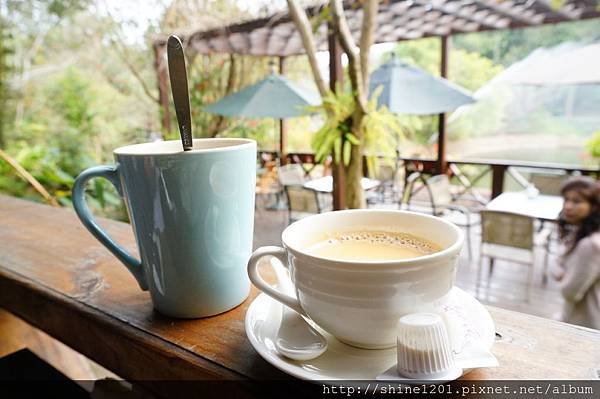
[1,195,599,383]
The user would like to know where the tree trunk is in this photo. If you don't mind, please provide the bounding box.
[330,0,378,209]
[287,0,378,209]
[154,43,171,136]
[286,0,328,97]
[345,110,366,209]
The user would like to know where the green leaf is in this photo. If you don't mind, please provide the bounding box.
[345,133,360,145]
[586,131,600,159]
[333,136,342,164]
[343,140,351,167]
[366,156,376,178]
[315,131,334,162]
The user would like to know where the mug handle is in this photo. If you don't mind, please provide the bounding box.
[247,246,307,317]
[72,165,148,291]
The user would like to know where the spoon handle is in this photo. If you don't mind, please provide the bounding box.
[167,35,193,151]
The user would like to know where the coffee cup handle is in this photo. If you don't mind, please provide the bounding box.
[72,165,148,291]
[247,246,307,317]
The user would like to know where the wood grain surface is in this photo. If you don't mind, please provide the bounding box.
[1,195,599,382]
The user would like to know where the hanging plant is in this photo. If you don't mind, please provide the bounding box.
[310,87,405,174]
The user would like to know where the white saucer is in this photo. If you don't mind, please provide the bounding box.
[244,287,495,381]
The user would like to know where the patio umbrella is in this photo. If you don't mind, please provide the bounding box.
[369,56,475,115]
[205,73,320,118]
[205,73,320,211]
[450,40,600,133]
[507,41,600,86]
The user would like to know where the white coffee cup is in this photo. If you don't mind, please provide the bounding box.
[247,209,464,349]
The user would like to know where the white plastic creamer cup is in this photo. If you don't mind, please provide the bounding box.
[396,313,463,380]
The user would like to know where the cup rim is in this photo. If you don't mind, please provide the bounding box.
[281,209,464,268]
[113,138,256,157]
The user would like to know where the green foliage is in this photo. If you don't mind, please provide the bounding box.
[1,66,128,219]
[310,88,404,175]
[0,18,13,147]
[219,118,276,149]
[1,0,285,220]
[40,68,97,173]
[2,0,600,219]
[394,38,441,75]
[362,89,405,175]
[311,5,331,33]
[453,19,600,67]
[182,54,277,148]
[587,132,600,160]
[310,89,354,164]
[46,0,89,17]
[0,142,124,218]
[451,49,504,92]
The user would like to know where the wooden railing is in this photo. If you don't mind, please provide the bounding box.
[259,150,600,200]
[402,157,600,199]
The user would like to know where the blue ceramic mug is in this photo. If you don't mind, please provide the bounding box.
[72,138,256,318]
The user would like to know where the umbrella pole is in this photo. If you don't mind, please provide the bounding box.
[280,118,287,165]
[437,113,447,173]
[278,56,287,166]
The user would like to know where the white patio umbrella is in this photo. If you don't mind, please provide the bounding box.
[508,41,600,86]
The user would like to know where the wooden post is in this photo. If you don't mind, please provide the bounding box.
[437,36,450,174]
[279,56,288,165]
[491,165,507,199]
[153,43,171,136]
[329,22,346,210]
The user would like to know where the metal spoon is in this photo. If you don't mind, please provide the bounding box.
[271,258,327,361]
[167,35,193,151]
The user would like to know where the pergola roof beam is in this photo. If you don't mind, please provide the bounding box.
[422,0,502,30]
[155,0,600,57]
[473,0,545,26]
[537,0,584,20]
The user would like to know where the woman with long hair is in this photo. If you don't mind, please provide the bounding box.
[554,176,600,329]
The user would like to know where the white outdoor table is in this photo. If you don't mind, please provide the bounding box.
[486,191,564,222]
[303,176,380,194]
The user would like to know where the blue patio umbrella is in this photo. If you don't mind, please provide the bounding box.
[205,73,320,210]
[369,56,475,115]
[205,73,321,118]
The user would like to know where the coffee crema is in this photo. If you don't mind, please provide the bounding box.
[304,230,441,261]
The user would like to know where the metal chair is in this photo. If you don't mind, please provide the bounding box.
[278,164,306,186]
[530,173,567,196]
[371,162,398,204]
[273,164,308,213]
[255,161,281,210]
[401,172,477,259]
[529,172,566,270]
[477,210,551,302]
[284,185,324,224]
